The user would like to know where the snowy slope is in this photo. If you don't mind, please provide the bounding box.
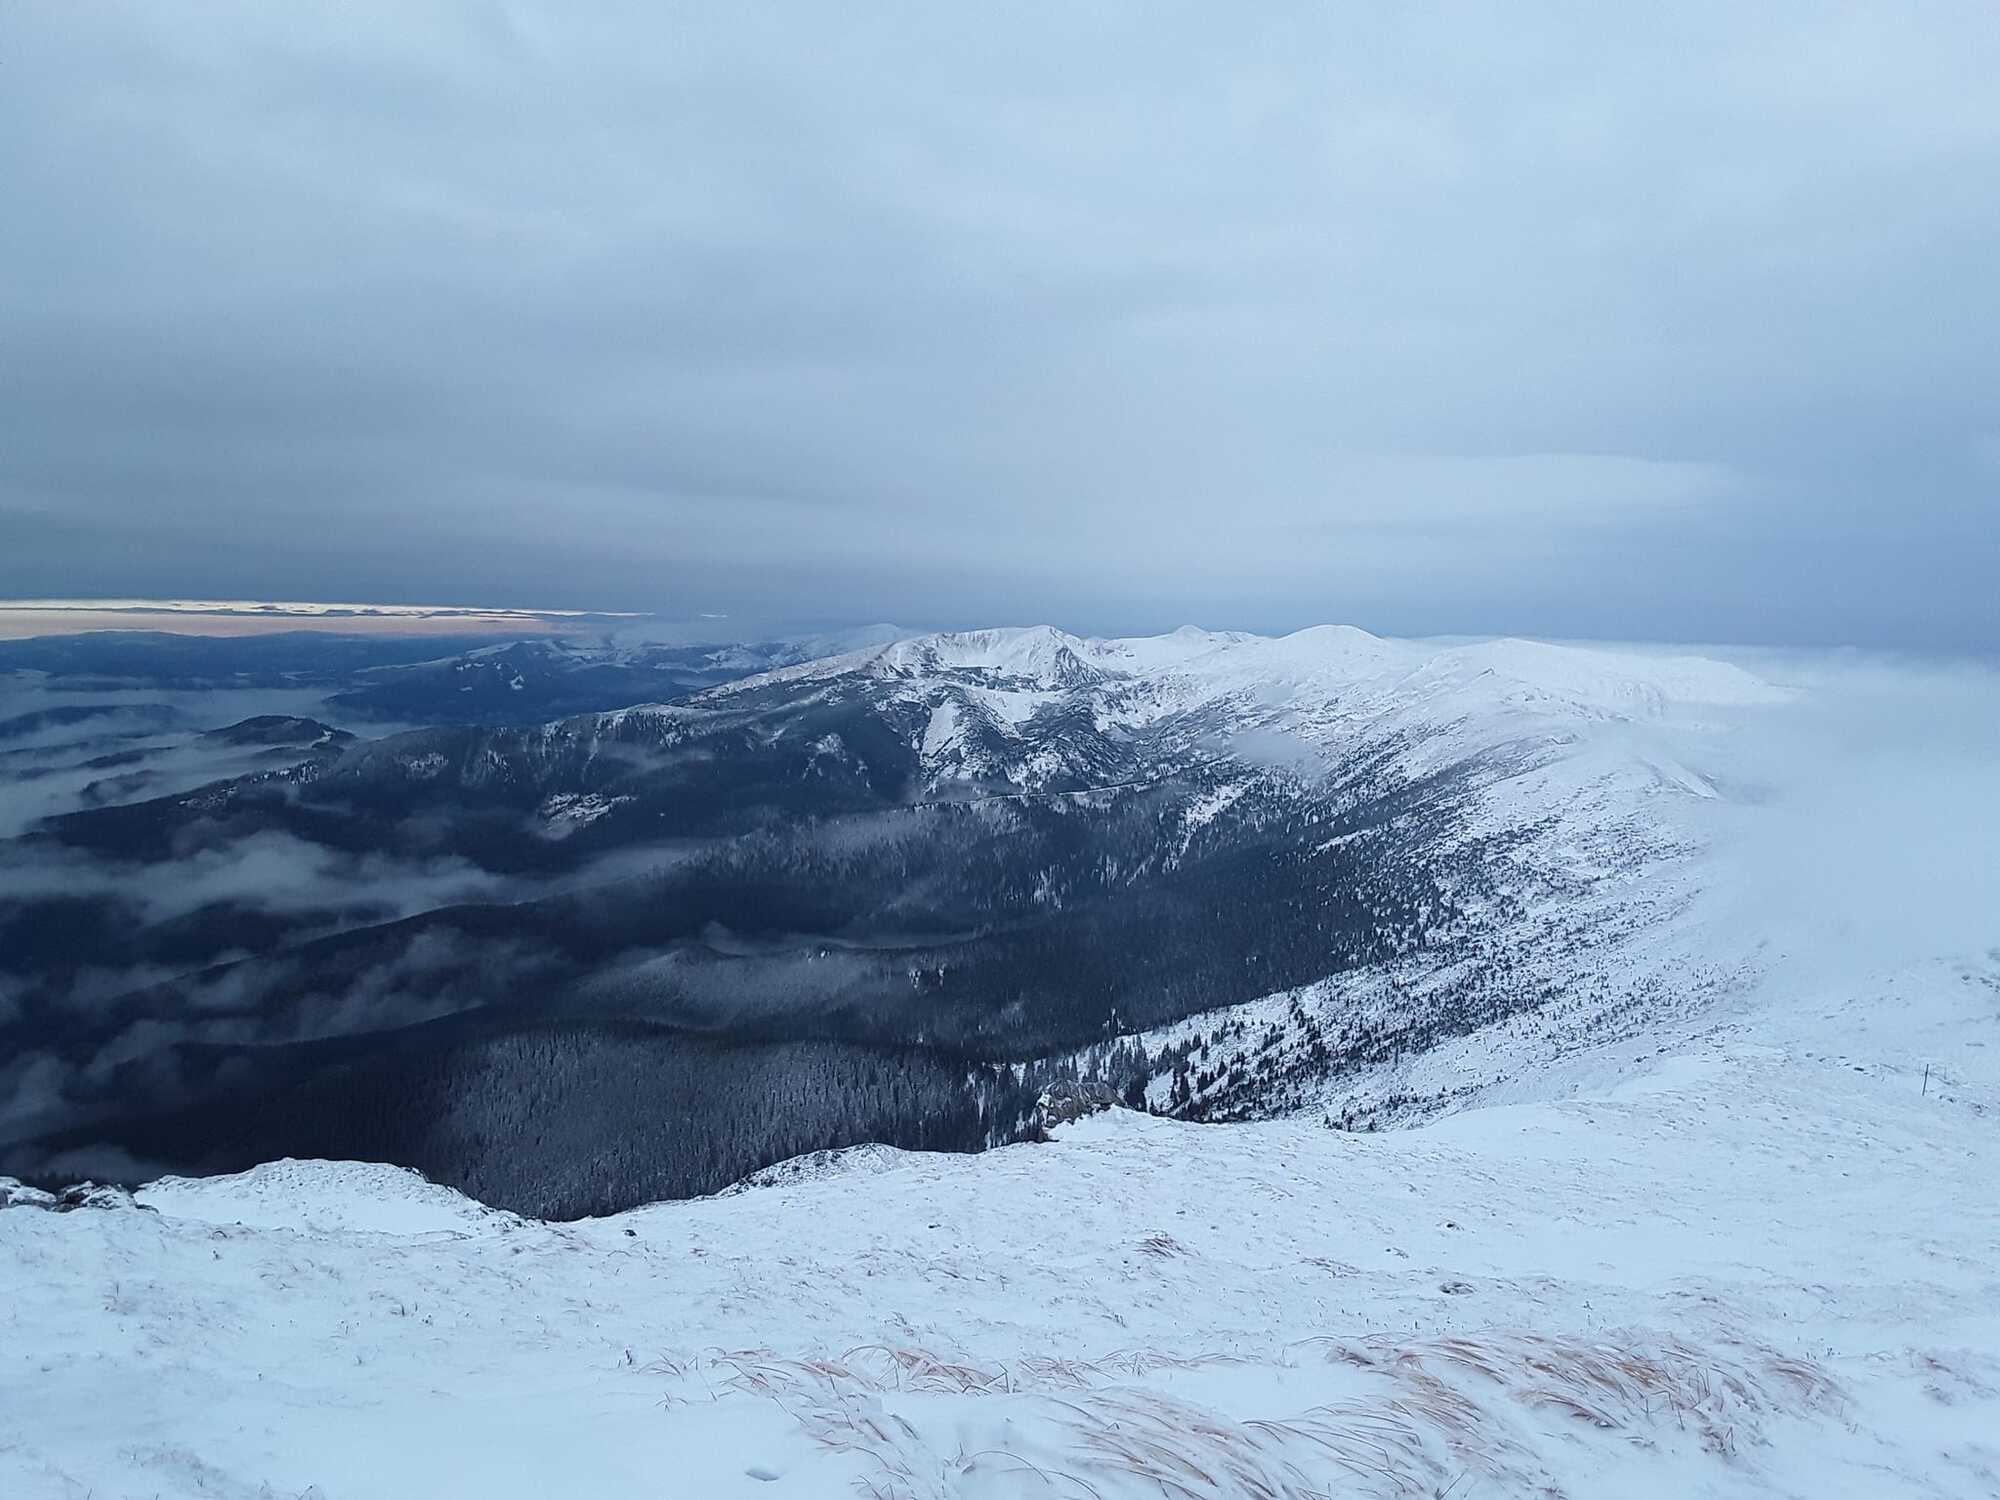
[834,626,1790,1123]
[3,952,1995,1498]
[136,1158,513,1236]
[671,623,1784,825]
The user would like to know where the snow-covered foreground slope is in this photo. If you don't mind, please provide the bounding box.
[5,954,1996,1498]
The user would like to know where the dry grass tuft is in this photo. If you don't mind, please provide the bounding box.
[654,1327,1844,1498]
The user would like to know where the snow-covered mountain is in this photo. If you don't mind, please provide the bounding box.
[313,621,1779,827]
[323,624,908,724]
[662,623,1796,1123]
[698,620,1777,794]
[12,623,1835,1208]
[4,627,1997,1496]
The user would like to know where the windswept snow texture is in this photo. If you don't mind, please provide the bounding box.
[3,956,1997,1497]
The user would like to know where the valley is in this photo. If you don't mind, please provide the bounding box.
[1,622,1891,1219]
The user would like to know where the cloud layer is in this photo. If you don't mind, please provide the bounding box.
[3,3,1996,646]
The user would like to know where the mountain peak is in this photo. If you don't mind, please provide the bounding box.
[881,626,1109,689]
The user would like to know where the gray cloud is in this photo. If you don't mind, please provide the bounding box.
[3,3,1996,646]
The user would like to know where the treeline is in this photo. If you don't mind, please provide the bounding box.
[580,776,1470,1060]
[100,1019,1065,1219]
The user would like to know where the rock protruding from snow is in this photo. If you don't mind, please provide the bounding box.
[0,1177,58,1210]
[1035,1078,1122,1130]
[0,1179,148,1213]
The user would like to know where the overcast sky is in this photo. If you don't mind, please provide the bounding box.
[3,3,1996,648]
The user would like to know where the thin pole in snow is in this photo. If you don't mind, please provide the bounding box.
[1922,1063,1930,1097]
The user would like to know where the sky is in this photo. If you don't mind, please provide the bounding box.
[2,2,1996,649]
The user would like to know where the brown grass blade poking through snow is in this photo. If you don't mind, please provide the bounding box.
[662,1327,1844,1499]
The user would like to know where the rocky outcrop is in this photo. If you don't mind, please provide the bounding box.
[0,1178,152,1213]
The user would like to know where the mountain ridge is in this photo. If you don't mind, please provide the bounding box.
[2,623,1806,1213]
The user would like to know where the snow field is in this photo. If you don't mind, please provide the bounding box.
[4,956,1995,1497]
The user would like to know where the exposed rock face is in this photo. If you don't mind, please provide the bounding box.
[0,1177,57,1210]
[1035,1079,1121,1130]
[0,1178,151,1213]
